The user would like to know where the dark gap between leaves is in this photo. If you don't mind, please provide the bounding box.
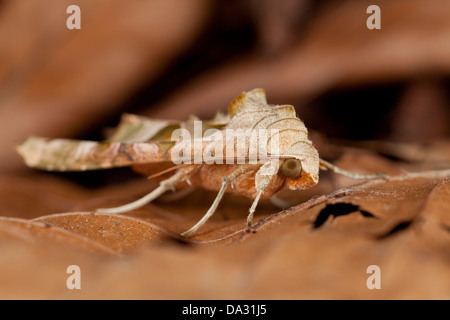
[377,221,413,240]
[441,223,450,233]
[313,203,375,229]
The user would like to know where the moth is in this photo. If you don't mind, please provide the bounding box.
[16,88,386,236]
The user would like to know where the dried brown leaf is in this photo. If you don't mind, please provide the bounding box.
[33,212,180,253]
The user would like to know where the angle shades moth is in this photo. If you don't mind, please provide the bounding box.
[16,88,386,236]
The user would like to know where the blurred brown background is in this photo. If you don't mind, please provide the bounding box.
[0,0,449,299]
[2,0,450,174]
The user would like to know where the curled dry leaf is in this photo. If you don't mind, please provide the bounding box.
[0,216,117,256]
[33,213,183,254]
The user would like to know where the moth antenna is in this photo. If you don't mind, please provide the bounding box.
[147,163,193,179]
[319,158,389,180]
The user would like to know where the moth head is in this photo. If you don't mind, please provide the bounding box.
[281,143,319,190]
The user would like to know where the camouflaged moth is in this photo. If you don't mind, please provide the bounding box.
[16,88,386,236]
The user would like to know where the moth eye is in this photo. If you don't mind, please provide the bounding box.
[281,159,302,178]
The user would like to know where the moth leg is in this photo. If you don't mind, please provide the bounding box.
[96,168,190,215]
[246,159,279,233]
[319,158,389,180]
[246,191,263,233]
[181,165,254,237]
[180,180,228,237]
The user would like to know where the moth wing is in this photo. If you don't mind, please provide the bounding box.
[228,88,267,118]
[107,113,181,142]
[207,111,230,126]
[17,113,232,173]
[16,137,175,172]
[246,88,267,104]
[273,104,297,118]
